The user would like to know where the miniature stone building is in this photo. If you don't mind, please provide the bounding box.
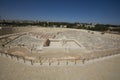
[43,39,50,47]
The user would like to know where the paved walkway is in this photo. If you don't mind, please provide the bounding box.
[0,53,120,80]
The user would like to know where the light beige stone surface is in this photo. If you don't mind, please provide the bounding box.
[0,54,120,80]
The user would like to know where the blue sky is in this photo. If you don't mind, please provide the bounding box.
[0,0,120,24]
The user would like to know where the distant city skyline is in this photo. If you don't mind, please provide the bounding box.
[0,0,120,25]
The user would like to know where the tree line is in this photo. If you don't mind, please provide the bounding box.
[0,19,120,32]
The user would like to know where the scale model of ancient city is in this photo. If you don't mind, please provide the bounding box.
[0,25,120,80]
[0,26,120,65]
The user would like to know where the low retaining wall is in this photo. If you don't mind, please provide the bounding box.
[0,50,120,66]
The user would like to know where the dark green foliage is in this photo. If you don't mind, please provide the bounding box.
[0,19,120,33]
